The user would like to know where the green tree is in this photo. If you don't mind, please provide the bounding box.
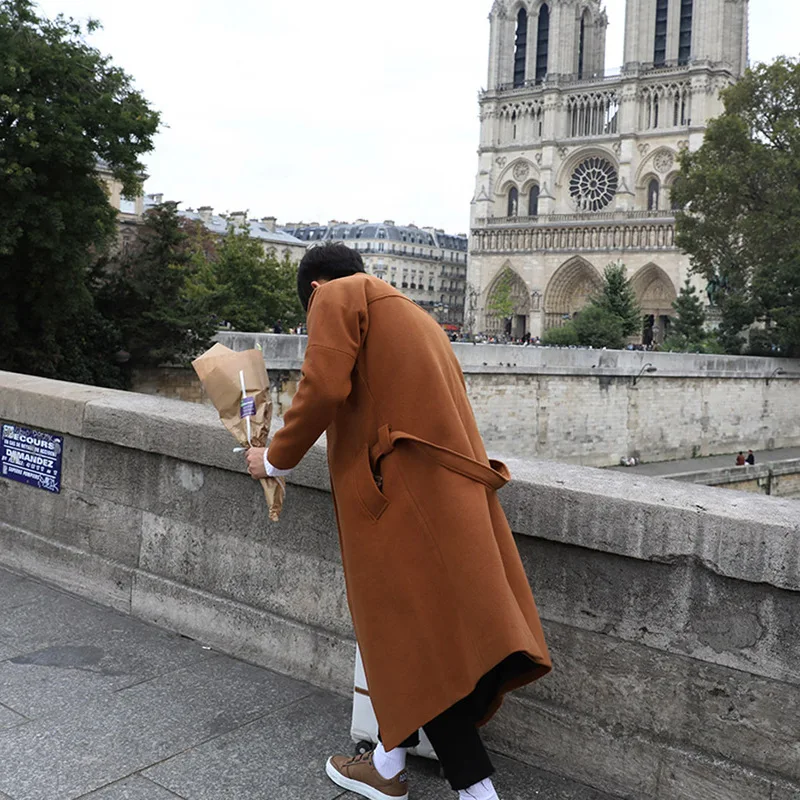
[0,1,160,382]
[663,278,707,351]
[592,262,641,338]
[486,271,516,331]
[92,203,218,372]
[573,305,625,350]
[186,225,304,333]
[673,57,800,357]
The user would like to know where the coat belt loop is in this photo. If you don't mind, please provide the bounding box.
[370,424,394,468]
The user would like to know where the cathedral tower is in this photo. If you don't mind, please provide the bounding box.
[469,0,749,342]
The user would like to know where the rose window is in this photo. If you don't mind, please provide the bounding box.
[569,157,619,212]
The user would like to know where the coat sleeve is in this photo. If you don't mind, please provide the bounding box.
[266,280,367,470]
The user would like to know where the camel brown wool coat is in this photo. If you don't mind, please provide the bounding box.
[267,273,551,750]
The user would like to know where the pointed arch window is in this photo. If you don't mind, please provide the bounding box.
[578,11,588,79]
[647,179,660,211]
[529,185,540,217]
[514,9,528,88]
[679,0,693,65]
[508,187,519,218]
[654,0,668,66]
[535,4,550,85]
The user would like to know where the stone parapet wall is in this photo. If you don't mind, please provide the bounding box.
[133,334,800,467]
[1,371,799,799]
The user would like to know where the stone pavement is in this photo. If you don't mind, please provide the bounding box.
[0,567,619,800]
[609,445,800,477]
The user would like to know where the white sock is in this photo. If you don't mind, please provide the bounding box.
[372,741,407,779]
[459,777,498,800]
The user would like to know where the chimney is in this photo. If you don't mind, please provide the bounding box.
[147,192,164,206]
[198,206,213,224]
[229,211,247,227]
[262,216,277,232]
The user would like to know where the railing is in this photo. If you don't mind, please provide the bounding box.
[472,220,677,253]
[475,210,675,226]
[482,59,733,98]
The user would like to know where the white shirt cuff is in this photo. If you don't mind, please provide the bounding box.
[264,450,292,478]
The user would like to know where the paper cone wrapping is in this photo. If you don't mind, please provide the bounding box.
[192,343,285,521]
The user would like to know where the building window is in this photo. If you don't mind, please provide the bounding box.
[529,185,540,216]
[514,8,528,88]
[647,179,660,211]
[119,196,137,214]
[578,12,586,79]
[535,4,550,84]
[507,187,519,218]
[654,0,668,66]
[679,0,693,66]
[569,156,618,212]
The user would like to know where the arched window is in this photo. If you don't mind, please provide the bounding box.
[647,179,660,211]
[679,0,693,65]
[670,178,684,211]
[508,187,519,218]
[529,185,540,216]
[514,9,528,88]
[535,4,550,84]
[654,0,668,66]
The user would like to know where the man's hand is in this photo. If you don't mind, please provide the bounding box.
[245,448,268,480]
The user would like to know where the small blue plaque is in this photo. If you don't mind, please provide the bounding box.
[0,424,63,494]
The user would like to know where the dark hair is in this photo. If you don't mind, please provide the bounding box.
[297,242,366,311]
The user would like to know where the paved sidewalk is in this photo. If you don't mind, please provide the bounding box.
[609,445,800,477]
[0,567,617,800]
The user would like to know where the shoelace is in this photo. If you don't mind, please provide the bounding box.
[344,750,374,768]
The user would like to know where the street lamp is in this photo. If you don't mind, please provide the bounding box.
[633,363,658,386]
[766,368,786,386]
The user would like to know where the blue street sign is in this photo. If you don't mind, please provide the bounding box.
[0,424,63,494]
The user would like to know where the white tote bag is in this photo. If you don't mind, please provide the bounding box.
[351,645,438,761]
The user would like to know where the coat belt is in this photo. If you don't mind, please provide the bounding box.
[369,424,510,492]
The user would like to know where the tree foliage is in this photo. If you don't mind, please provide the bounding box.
[184,225,304,334]
[673,57,800,357]
[663,278,710,352]
[92,203,218,371]
[0,0,160,382]
[486,271,516,322]
[592,262,641,338]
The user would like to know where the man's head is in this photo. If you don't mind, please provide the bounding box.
[297,242,366,311]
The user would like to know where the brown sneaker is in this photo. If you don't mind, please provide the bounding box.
[325,750,409,800]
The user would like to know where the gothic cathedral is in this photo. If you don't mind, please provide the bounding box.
[468,0,749,342]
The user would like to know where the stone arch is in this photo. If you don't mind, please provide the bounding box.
[543,256,603,329]
[631,263,677,317]
[635,147,676,186]
[484,264,531,337]
[495,158,539,194]
[555,146,619,193]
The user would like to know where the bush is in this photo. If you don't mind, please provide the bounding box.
[573,306,625,349]
[542,323,579,346]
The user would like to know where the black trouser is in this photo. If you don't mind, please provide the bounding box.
[384,653,534,791]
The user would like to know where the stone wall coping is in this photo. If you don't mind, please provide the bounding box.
[1,370,798,592]
[666,459,800,485]
[214,332,800,380]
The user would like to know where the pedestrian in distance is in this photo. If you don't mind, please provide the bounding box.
[746,450,756,465]
[245,242,551,800]
[735,452,746,466]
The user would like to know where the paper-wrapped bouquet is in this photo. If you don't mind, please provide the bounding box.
[192,343,285,521]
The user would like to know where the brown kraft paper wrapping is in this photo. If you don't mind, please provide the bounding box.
[192,343,285,521]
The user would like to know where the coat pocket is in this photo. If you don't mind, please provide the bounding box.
[353,445,389,521]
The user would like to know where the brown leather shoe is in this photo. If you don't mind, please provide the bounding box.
[325,750,409,800]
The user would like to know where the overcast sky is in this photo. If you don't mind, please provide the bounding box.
[35,0,799,234]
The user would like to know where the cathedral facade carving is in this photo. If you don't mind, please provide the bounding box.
[469,0,749,341]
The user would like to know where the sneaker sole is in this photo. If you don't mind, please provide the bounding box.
[324,757,408,800]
